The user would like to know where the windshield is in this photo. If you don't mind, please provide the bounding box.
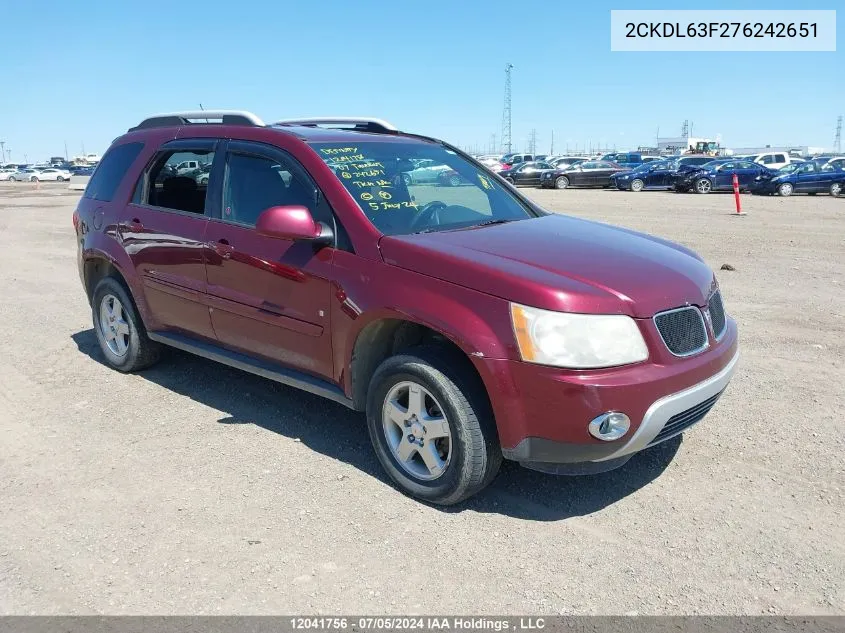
[311,141,537,236]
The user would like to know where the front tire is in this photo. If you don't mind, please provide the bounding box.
[630,178,644,192]
[694,178,712,194]
[555,176,569,189]
[91,276,160,372]
[30,176,39,183]
[56,176,65,182]
[831,182,843,197]
[505,176,515,185]
[8,176,15,182]
[366,346,501,505]
[778,182,794,197]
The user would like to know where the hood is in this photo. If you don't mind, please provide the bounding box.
[379,215,716,318]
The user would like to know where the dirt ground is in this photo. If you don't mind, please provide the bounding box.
[0,181,842,615]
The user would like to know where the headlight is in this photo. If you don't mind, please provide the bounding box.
[510,303,649,369]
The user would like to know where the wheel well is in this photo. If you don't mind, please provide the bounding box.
[349,319,487,412]
[83,258,127,302]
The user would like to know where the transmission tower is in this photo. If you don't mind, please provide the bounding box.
[501,63,514,153]
[528,128,537,154]
[835,115,842,153]
[681,120,689,137]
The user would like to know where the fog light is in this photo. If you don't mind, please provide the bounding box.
[588,412,630,441]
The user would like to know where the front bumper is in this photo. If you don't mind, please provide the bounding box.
[486,318,738,472]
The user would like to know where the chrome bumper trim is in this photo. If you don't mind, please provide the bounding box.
[594,350,739,462]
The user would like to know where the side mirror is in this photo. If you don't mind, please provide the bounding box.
[256,205,333,245]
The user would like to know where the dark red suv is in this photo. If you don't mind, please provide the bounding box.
[74,111,738,504]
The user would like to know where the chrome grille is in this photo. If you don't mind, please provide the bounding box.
[648,390,724,447]
[653,306,708,356]
[708,291,726,339]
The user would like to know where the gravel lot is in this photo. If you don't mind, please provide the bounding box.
[0,181,843,615]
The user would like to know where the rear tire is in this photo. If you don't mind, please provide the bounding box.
[830,182,843,197]
[555,176,569,189]
[91,276,160,372]
[366,346,501,505]
[8,176,15,182]
[505,176,515,185]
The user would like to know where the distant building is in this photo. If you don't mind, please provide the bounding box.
[729,145,830,157]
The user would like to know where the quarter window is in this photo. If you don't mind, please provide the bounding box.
[83,142,144,202]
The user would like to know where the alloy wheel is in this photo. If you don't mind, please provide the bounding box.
[381,381,452,481]
[99,294,131,357]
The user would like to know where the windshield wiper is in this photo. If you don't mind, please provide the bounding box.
[473,219,515,228]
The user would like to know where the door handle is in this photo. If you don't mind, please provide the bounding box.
[210,239,234,259]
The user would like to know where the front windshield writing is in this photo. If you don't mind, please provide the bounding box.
[311,142,535,236]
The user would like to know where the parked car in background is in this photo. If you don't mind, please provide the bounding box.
[476,155,504,168]
[6,168,39,182]
[540,160,626,189]
[672,159,774,193]
[32,167,73,182]
[610,159,678,191]
[549,156,590,170]
[403,158,450,184]
[600,152,648,168]
[74,110,737,505]
[819,156,845,170]
[0,168,16,181]
[744,152,797,170]
[751,161,845,196]
[495,153,534,172]
[435,169,470,187]
[501,161,554,186]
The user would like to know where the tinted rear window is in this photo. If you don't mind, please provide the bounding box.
[83,142,144,202]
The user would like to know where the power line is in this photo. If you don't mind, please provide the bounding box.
[500,63,513,154]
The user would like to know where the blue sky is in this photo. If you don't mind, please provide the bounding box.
[1,0,841,161]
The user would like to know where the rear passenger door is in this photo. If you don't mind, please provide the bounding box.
[123,139,218,340]
[203,140,335,379]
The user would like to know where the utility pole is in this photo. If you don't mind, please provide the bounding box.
[489,133,496,154]
[550,130,554,156]
[835,115,842,153]
[64,141,68,161]
[501,63,514,154]
[0,141,5,163]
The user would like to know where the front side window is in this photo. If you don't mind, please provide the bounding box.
[311,141,537,236]
[143,149,214,214]
[223,153,314,227]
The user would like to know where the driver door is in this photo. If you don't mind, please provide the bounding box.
[714,162,735,189]
[203,140,336,378]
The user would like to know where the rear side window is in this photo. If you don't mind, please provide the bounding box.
[142,149,214,214]
[83,142,144,202]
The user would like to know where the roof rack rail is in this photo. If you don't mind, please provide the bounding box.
[274,117,398,134]
[129,110,265,131]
